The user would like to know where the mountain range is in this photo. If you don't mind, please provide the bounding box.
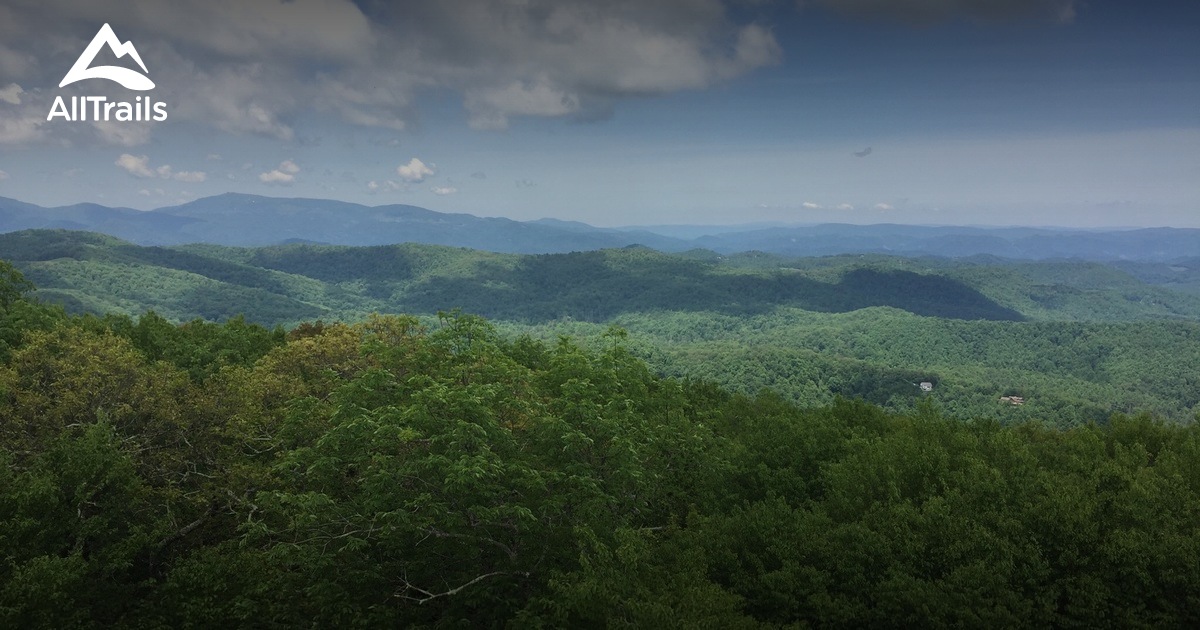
[3,193,1200,261]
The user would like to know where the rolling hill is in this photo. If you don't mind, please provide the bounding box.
[6,228,1200,424]
[3,229,1031,325]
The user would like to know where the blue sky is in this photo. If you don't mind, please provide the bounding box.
[0,0,1196,227]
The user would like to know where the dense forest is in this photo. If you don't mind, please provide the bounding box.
[3,259,1200,627]
[513,309,1200,425]
[7,229,1200,424]
[10,230,1200,326]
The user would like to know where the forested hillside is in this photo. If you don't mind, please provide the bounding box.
[2,263,1199,627]
[13,229,1200,327]
[5,230,1033,324]
[6,229,1200,423]
[513,310,1200,424]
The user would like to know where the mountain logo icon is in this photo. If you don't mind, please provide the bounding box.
[59,23,155,91]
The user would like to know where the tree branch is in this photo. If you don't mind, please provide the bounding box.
[158,504,216,550]
[397,571,529,604]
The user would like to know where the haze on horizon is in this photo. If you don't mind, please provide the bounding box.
[0,0,1196,229]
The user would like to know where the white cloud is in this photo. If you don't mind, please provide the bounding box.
[874,203,895,211]
[0,83,22,105]
[367,179,403,193]
[397,157,435,182]
[431,186,458,196]
[259,171,295,184]
[172,171,207,183]
[116,153,207,181]
[802,201,822,209]
[116,154,156,178]
[0,170,8,181]
[836,203,855,211]
[259,159,300,184]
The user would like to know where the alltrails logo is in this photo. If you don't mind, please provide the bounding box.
[47,23,168,122]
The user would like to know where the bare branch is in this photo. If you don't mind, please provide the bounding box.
[397,571,529,604]
[159,504,215,549]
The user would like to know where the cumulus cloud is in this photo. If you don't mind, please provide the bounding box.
[366,179,403,193]
[397,157,434,182]
[802,201,822,209]
[115,154,156,178]
[172,170,207,183]
[259,170,294,184]
[836,203,855,210]
[806,0,1078,23]
[0,83,22,105]
[874,202,895,211]
[0,0,782,143]
[431,186,458,196]
[115,153,207,181]
[259,159,300,184]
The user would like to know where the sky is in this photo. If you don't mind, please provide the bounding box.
[0,0,1197,227]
